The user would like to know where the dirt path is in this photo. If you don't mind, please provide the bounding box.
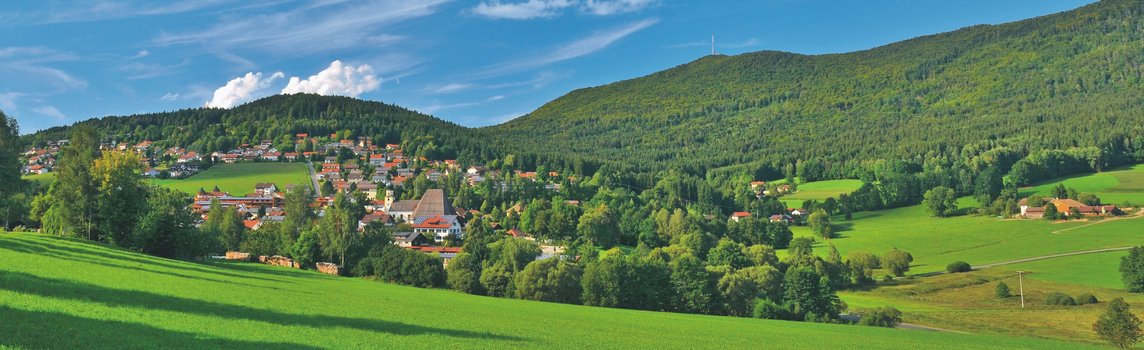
[971,247,1133,269]
[305,161,320,194]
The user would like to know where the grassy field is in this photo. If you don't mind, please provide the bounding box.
[153,163,311,195]
[1003,250,1129,290]
[1020,164,1144,206]
[786,200,1144,275]
[779,179,864,208]
[21,173,57,186]
[0,232,1103,350]
[839,264,1144,346]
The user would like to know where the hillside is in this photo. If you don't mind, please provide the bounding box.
[485,0,1144,174]
[23,94,495,164]
[0,233,1106,350]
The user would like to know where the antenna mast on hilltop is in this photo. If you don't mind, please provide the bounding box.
[711,34,716,55]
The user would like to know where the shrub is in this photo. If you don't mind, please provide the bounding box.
[882,275,894,282]
[857,307,903,328]
[946,261,971,273]
[752,299,791,320]
[995,282,1011,298]
[1077,293,1099,305]
[1045,292,1077,306]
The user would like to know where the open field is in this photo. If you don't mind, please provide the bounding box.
[152,163,311,195]
[787,201,1144,275]
[1003,250,1128,290]
[1020,164,1144,206]
[21,173,56,186]
[0,233,1101,350]
[839,264,1144,346]
[779,179,864,208]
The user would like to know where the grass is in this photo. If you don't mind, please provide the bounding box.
[1003,250,1129,290]
[152,162,311,195]
[0,232,1101,350]
[21,173,56,186]
[786,199,1144,275]
[1020,164,1144,205]
[779,179,864,208]
[838,265,1144,346]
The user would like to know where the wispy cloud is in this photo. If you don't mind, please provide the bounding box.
[155,0,446,55]
[487,95,505,101]
[470,0,656,19]
[426,83,474,94]
[475,18,657,78]
[0,47,87,92]
[582,0,657,15]
[30,0,232,24]
[472,0,575,20]
[724,38,760,49]
[160,92,180,101]
[120,59,190,80]
[664,40,707,49]
[415,101,482,115]
[31,105,67,121]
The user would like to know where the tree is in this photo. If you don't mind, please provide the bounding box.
[781,266,842,321]
[922,186,958,217]
[1094,298,1143,349]
[480,260,516,297]
[718,270,759,317]
[858,307,902,328]
[514,258,583,304]
[1051,183,1068,199]
[669,255,716,314]
[578,204,619,248]
[1043,202,1060,220]
[995,281,1011,298]
[134,187,206,259]
[0,110,19,227]
[49,125,101,239]
[318,191,359,266]
[446,252,484,295]
[807,210,832,239]
[946,261,971,273]
[846,250,880,283]
[881,249,913,277]
[707,238,751,269]
[1120,246,1144,292]
[91,151,148,246]
[215,206,245,252]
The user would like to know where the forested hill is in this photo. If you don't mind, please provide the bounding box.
[25,94,496,162]
[484,0,1144,177]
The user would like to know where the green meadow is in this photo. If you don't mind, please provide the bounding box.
[1004,250,1129,290]
[21,172,57,186]
[1020,164,1144,206]
[152,162,311,195]
[788,203,1144,275]
[0,233,1101,350]
[779,179,864,208]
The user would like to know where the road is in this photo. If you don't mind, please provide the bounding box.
[305,161,320,194]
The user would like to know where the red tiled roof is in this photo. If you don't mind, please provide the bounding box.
[731,211,751,218]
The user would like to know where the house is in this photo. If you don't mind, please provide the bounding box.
[789,208,809,217]
[769,214,793,224]
[243,220,263,231]
[507,228,534,241]
[387,189,456,223]
[143,168,161,177]
[221,154,240,163]
[750,181,767,190]
[254,183,278,196]
[369,154,386,166]
[356,182,379,199]
[392,231,427,247]
[284,152,299,161]
[360,211,394,228]
[408,246,462,267]
[729,211,752,222]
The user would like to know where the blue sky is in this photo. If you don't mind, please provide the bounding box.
[1,0,1096,134]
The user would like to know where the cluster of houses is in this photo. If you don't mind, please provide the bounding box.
[1018,198,1120,219]
[21,142,62,175]
[729,208,810,224]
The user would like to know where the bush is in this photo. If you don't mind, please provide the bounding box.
[995,282,1011,298]
[882,275,894,282]
[1045,292,1077,306]
[946,261,971,273]
[857,307,903,328]
[1077,293,1099,305]
[752,299,791,320]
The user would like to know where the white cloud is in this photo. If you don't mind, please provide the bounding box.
[282,60,380,97]
[160,92,180,101]
[130,50,150,59]
[31,105,67,121]
[428,83,473,94]
[205,71,284,108]
[582,0,656,15]
[487,95,505,101]
[472,0,574,19]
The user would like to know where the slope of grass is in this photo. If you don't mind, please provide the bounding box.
[0,233,1101,350]
[1004,250,1129,290]
[1020,164,1144,205]
[152,163,311,195]
[779,179,864,208]
[21,173,56,186]
[788,203,1144,275]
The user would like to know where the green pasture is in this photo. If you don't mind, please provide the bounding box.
[779,179,864,208]
[152,163,311,195]
[1004,250,1129,290]
[0,233,1100,350]
[21,173,56,186]
[1020,164,1144,206]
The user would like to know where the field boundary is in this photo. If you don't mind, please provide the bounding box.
[972,247,1132,270]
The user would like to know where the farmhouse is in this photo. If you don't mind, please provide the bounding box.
[729,211,751,222]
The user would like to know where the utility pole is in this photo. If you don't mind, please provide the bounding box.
[1017,270,1025,308]
[711,34,716,55]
